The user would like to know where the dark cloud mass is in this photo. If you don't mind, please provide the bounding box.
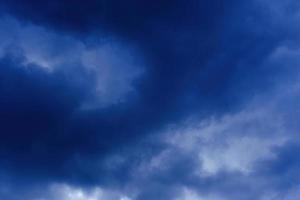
[0,0,234,34]
[0,0,300,199]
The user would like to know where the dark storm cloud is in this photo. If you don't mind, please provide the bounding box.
[1,0,300,199]
[0,0,285,174]
[0,53,91,177]
[0,0,235,34]
[0,0,290,118]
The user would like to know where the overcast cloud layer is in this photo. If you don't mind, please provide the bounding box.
[0,0,300,199]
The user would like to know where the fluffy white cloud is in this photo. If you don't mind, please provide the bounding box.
[157,114,283,176]
[34,183,132,200]
[175,187,224,200]
[144,80,300,177]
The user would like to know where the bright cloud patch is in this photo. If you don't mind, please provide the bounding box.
[43,184,132,200]
[158,106,286,176]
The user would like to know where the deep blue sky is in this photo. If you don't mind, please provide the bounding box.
[0,0,300,199]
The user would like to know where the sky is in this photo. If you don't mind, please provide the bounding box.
[0,0,300,199]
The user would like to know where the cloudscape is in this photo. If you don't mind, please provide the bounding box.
[0,0,300,199]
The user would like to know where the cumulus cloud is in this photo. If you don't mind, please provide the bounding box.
[104,75,300,199]
[42,184,132,200]
[0,181,133,200]
[161,106,286,176]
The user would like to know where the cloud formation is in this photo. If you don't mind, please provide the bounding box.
[0,0,300,199]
